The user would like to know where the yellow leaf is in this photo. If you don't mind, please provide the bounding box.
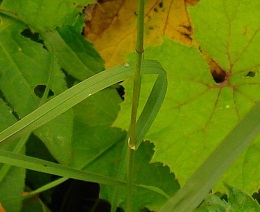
[85,0,198,68]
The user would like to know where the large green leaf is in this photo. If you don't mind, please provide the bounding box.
[190,0,260,72]
[0,0,93,32]
[114,0,260,193]
[71,117,180,211]
[100,141,180,212]
[0,16,73,165]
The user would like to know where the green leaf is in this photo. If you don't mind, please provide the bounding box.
[197,185,260,212]
[0,99,25,212]
[115,34,260,193]
[0,0,94,32]
[188,0,260,192]
[73,88,121,127]
[159,102,260,211]
[226,184,260,211]
[0,16,73,165]
[72,118,177,211]
[43,25,105,81]
[114,141,179,211]
[196,194,229,212]
[189,0,260,72]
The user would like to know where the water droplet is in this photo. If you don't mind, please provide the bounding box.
[127,138,136,150]
[124,63,130,68]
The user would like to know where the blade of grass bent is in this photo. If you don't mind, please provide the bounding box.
[159,102,260,212]
[0,59,167,196]
[0,60,166,146]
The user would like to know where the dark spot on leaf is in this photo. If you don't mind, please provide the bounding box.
[20,29,45,47]
[159,1,163,8]
[245,71,255,77]
[148,26,154,30]
[252,189,260,204]
[154,7,158,12]
[134,11,138,16]
[211,68,226,83]
[207,59,227,83]
[181,25,192,32]
[116,84,125,100]
[179,31,192,40]
[34,85,54,98]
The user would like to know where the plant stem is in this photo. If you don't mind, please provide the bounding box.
[128,0,145,150]
[126,148,135,212]
[127,0,145,211]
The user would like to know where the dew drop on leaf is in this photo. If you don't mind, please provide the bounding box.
[245,71,255,78]
[123,63,130,68]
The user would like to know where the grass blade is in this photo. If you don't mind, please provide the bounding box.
[0,149,125,187]
[0,60,166,146]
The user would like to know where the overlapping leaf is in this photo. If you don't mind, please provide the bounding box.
[114,0,260,193]
[0,0,94,32]
[44,25,105,81]
[0,16,73,164]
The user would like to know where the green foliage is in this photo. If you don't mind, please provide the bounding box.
[0,0,259,211]
[0,99,25,212]
[115,0,260,193]
[196,185,260,211]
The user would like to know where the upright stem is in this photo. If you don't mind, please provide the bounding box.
[127,0,145,211]
[128,0,145,150]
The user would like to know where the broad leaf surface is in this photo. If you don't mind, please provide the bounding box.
[71,119,179,211]
[1,0,93,32]
[114,0,260,193]
[44,25,104,81]
[0,99,25,212]
[190,0,260,72]
[100,141,180,211]
[70,87,179,211]
[43,22,122,145]
[0,16,73,165]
